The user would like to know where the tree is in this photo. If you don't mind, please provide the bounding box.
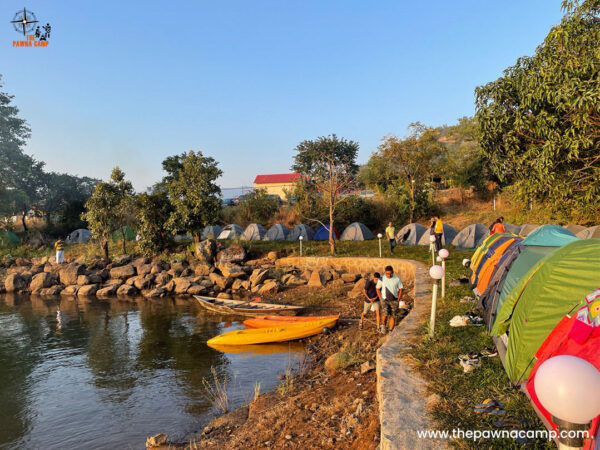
[0,76,45,230]
[136,191,173,255]
[110,167,136,253]
[236,189,280,226]
[475,0,600,220]
[166,151,222,239]
[82,167,135,260]
[376,123,445,222]
[292,134,359,254]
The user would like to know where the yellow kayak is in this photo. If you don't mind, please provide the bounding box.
[207,317,338,346]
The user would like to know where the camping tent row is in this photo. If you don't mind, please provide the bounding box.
[207,222,375,241]
[466,226,600,446]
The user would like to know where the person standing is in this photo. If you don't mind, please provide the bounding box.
[359,272,382,330]
[490,217,505,234]
[385,221,396,255]
[377,265,404,333]
[432,216,444,252]
[54,238,65,264]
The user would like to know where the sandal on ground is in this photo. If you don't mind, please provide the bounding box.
[480,347,498,357]
[474,398,505,411]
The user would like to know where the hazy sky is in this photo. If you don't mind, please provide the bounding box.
[1,1,564,192]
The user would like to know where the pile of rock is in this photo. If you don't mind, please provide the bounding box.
[0,242,370,300]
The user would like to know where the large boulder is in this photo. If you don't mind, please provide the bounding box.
[40,285,63,296]
[173,277,192,294]
[61,285,80,296]
[134,276,152,291]
[249,269,270,287]
[136,264,152,277]
[77,275,91,286]
[341,273,361,283]
[218,264,246,279]
[307,270,326,288]
[216,244,246,265]
[110,264,136,280]
[259,280,279,295]
[195,264,212,276]
[30,272,55,293]
[154,272,171,286]
[283,274,307,286]
[117,284,138,296]
[196,239,217,265]
[143,287,166,298]
[187,284,208,295]
[209,272,233,290]
[59,264,86,286]
[348,278,367,298]
[78,284,99,297]
[97,284,119,297]
[5,273,26,292]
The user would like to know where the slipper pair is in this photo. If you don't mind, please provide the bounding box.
[474,398,506,415]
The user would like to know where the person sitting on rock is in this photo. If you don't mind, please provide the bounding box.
[359,272,382,331]
[54,238,65,264]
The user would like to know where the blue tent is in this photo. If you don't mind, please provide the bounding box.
[520,224,578,247]
[313,225,339,240]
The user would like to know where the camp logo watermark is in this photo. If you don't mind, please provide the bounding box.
[11,8,51,47]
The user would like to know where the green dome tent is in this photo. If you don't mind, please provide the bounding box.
[0,229,20,247]
[499,239,600,383]
[111,226,136,242]
[490,225,579,335]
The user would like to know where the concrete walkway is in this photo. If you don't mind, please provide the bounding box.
[376,260,443,449]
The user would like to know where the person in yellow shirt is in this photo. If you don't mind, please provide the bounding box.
[385,221,396,255]
[54,238,65,264]
[431,216,444,252]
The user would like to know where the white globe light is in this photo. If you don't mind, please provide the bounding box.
[429,235,436,243]
[462,258,470,267]
[436,256,442,262]
[299,236,303,241]
[429,265,444,280]
[535,355,600,424]
[377,233,383,239]
[439,249,449,259]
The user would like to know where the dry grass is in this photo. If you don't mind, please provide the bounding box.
[201,367,230,414]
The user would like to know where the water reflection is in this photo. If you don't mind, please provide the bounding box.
[0,294,305,450]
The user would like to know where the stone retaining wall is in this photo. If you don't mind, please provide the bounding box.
[275,256,415,283]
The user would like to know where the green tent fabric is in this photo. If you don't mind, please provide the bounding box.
[112,226,136,242]
[503,239,600,383]
[520,224,578,247]
[0,230,20,247]
[491,245,559,336]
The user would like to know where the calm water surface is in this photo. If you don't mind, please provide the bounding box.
[0,294,305,450]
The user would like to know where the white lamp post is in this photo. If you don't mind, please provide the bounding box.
[428,264,444,338]
[438,248,449,298]
[429,235,436,265]
[299,235,303,256]
[535,355,600,449]
[377,233,383,257]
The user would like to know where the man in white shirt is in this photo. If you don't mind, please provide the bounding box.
[376,265,404,333]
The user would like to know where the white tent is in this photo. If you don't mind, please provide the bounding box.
[340,222,374,241]
[288,224,314,241]
[202,225,222,240]
[417,223,458,246]
[563,224,586,236]
[395,223,426,245]
[451,223,489,249]
[217,224,244,240]
[577,225,600,239]
[264,224,290,241]
[65,228,91,244]
[240,223,267,241]
[503,223,521,234]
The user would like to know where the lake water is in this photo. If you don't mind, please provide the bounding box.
[0,294,305,450]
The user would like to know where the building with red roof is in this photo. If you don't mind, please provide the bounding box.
[253,173,301,199]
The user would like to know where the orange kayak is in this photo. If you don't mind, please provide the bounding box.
[244,315,340,329]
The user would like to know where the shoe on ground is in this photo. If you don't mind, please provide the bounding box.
[480,347,498,357]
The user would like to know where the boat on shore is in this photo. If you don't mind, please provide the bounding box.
[207,317,338,346]
[194,295,304,317]
[244,315,339,328]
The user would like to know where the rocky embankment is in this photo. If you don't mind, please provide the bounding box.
[0,241,368,300]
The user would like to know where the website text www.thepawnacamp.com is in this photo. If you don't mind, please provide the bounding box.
[417,428,590,442]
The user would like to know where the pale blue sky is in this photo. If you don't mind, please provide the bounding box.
[1,1,564,191]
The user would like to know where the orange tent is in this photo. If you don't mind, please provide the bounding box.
[474,237,520,297]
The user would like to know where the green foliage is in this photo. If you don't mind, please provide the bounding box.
[475,0,600,220]
[291,178,328,225]
[82,167,136,257]
[136,191,173,255]
[166,150,222,237]
[235,189,280,226]
[292,134,359,253]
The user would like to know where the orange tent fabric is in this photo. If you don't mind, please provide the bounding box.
[474,237,518,296]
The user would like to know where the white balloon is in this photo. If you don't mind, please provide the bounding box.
[462,258,471,267]
[436,256,442,262]
[439,249,449,259]
[429,265,444,280]
[535,355,600,424]
[429,235,436,243]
